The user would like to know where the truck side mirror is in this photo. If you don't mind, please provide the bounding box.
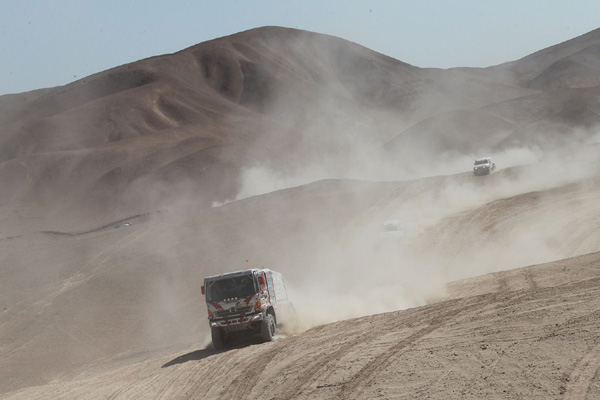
[201,285,205,295]
[258,275,265,286]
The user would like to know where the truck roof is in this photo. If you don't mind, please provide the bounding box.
[203,268,275,282]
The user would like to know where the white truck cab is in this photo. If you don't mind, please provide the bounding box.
[473,157,496,176]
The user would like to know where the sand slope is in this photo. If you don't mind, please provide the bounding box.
[2,26,600,399]
[2,151,600,398]
[3,250,600,399]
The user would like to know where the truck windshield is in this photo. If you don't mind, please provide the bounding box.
[474,159,489,165]
[206,275,257,302]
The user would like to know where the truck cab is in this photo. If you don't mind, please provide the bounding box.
[202,268,289,350]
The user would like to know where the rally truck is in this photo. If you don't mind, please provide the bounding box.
[201,268,290,350]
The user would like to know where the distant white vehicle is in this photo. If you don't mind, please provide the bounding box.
[381,220,405,237]
[473,157,496,176]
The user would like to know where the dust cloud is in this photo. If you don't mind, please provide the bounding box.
[137,33,600,346]
[265,137,600,335]
[216,38,600,334]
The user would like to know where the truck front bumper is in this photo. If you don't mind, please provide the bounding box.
[209,311,264,330]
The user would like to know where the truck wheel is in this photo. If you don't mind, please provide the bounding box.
[261,313,276,342]
[211,327,226,350]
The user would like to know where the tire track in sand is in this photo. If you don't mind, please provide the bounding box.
[219,320,395,400]
[276,328,390,399]
[215,344,283,399]
[563,342,600,400]
[336,296,487,400]
[494,271,510,293]
[522,268,539,289]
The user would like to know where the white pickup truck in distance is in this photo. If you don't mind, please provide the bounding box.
[202,268,290,350]
[473,157,496,176]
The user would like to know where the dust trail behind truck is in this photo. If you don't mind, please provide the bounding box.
[202,268,291,350]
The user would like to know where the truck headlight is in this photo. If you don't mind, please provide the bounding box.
[254,299,261,310]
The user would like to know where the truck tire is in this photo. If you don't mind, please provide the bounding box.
[211,327,226,350]
[261,313,276,342]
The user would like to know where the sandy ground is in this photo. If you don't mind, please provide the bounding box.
[3,251,600,399]
[2,154,600,399]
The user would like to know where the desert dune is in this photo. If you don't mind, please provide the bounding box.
[2,26,600,399]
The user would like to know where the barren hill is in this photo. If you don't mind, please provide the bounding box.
[2,27,600,224]
[2,26,600,398]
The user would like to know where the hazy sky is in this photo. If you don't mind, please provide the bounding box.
[1,0,599,95]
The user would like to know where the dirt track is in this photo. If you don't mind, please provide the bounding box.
[3,251,600,399]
